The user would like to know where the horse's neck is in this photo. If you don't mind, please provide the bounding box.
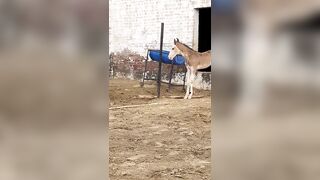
[179,45,191,54]
[181,52,192,67]
[179,47,193,66]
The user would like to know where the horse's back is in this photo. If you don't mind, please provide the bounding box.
[194,51,211,69]
[200,50,211,56]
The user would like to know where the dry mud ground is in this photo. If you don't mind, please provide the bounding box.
[109,79,211,180]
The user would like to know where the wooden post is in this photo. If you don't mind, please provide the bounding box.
[157,23,164,98]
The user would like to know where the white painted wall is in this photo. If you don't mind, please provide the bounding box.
[109,0,211,55]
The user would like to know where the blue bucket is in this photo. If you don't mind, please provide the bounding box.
[149,50,185,65]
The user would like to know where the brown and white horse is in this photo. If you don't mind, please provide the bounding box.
[168,38,211,99]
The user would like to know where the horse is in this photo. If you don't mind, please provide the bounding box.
[168,38,211,99]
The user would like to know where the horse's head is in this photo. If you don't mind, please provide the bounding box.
[168,38,182,60]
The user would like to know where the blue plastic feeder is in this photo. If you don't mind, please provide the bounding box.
[149,50,185,65]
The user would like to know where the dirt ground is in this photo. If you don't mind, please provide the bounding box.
[109,79,211,180]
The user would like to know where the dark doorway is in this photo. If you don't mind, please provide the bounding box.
[280,12,320,64]
[198,7,211,72]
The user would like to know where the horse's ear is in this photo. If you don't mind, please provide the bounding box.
[176,38,179,42]
[174,38,177,45]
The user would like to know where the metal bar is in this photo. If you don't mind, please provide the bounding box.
[157,23,164,98]
[143,78,185,86]
[141,50,149,87]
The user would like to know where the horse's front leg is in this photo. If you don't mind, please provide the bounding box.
[187,68,196,99]
[184,67,191,99]
[184,84,190,99]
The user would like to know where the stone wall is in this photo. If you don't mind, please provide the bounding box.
[109,49,211,90]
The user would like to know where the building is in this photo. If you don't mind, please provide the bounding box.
[109,0,212,89]
[110,0,211,54]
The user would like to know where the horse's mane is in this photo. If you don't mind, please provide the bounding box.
[178,42,196,52]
